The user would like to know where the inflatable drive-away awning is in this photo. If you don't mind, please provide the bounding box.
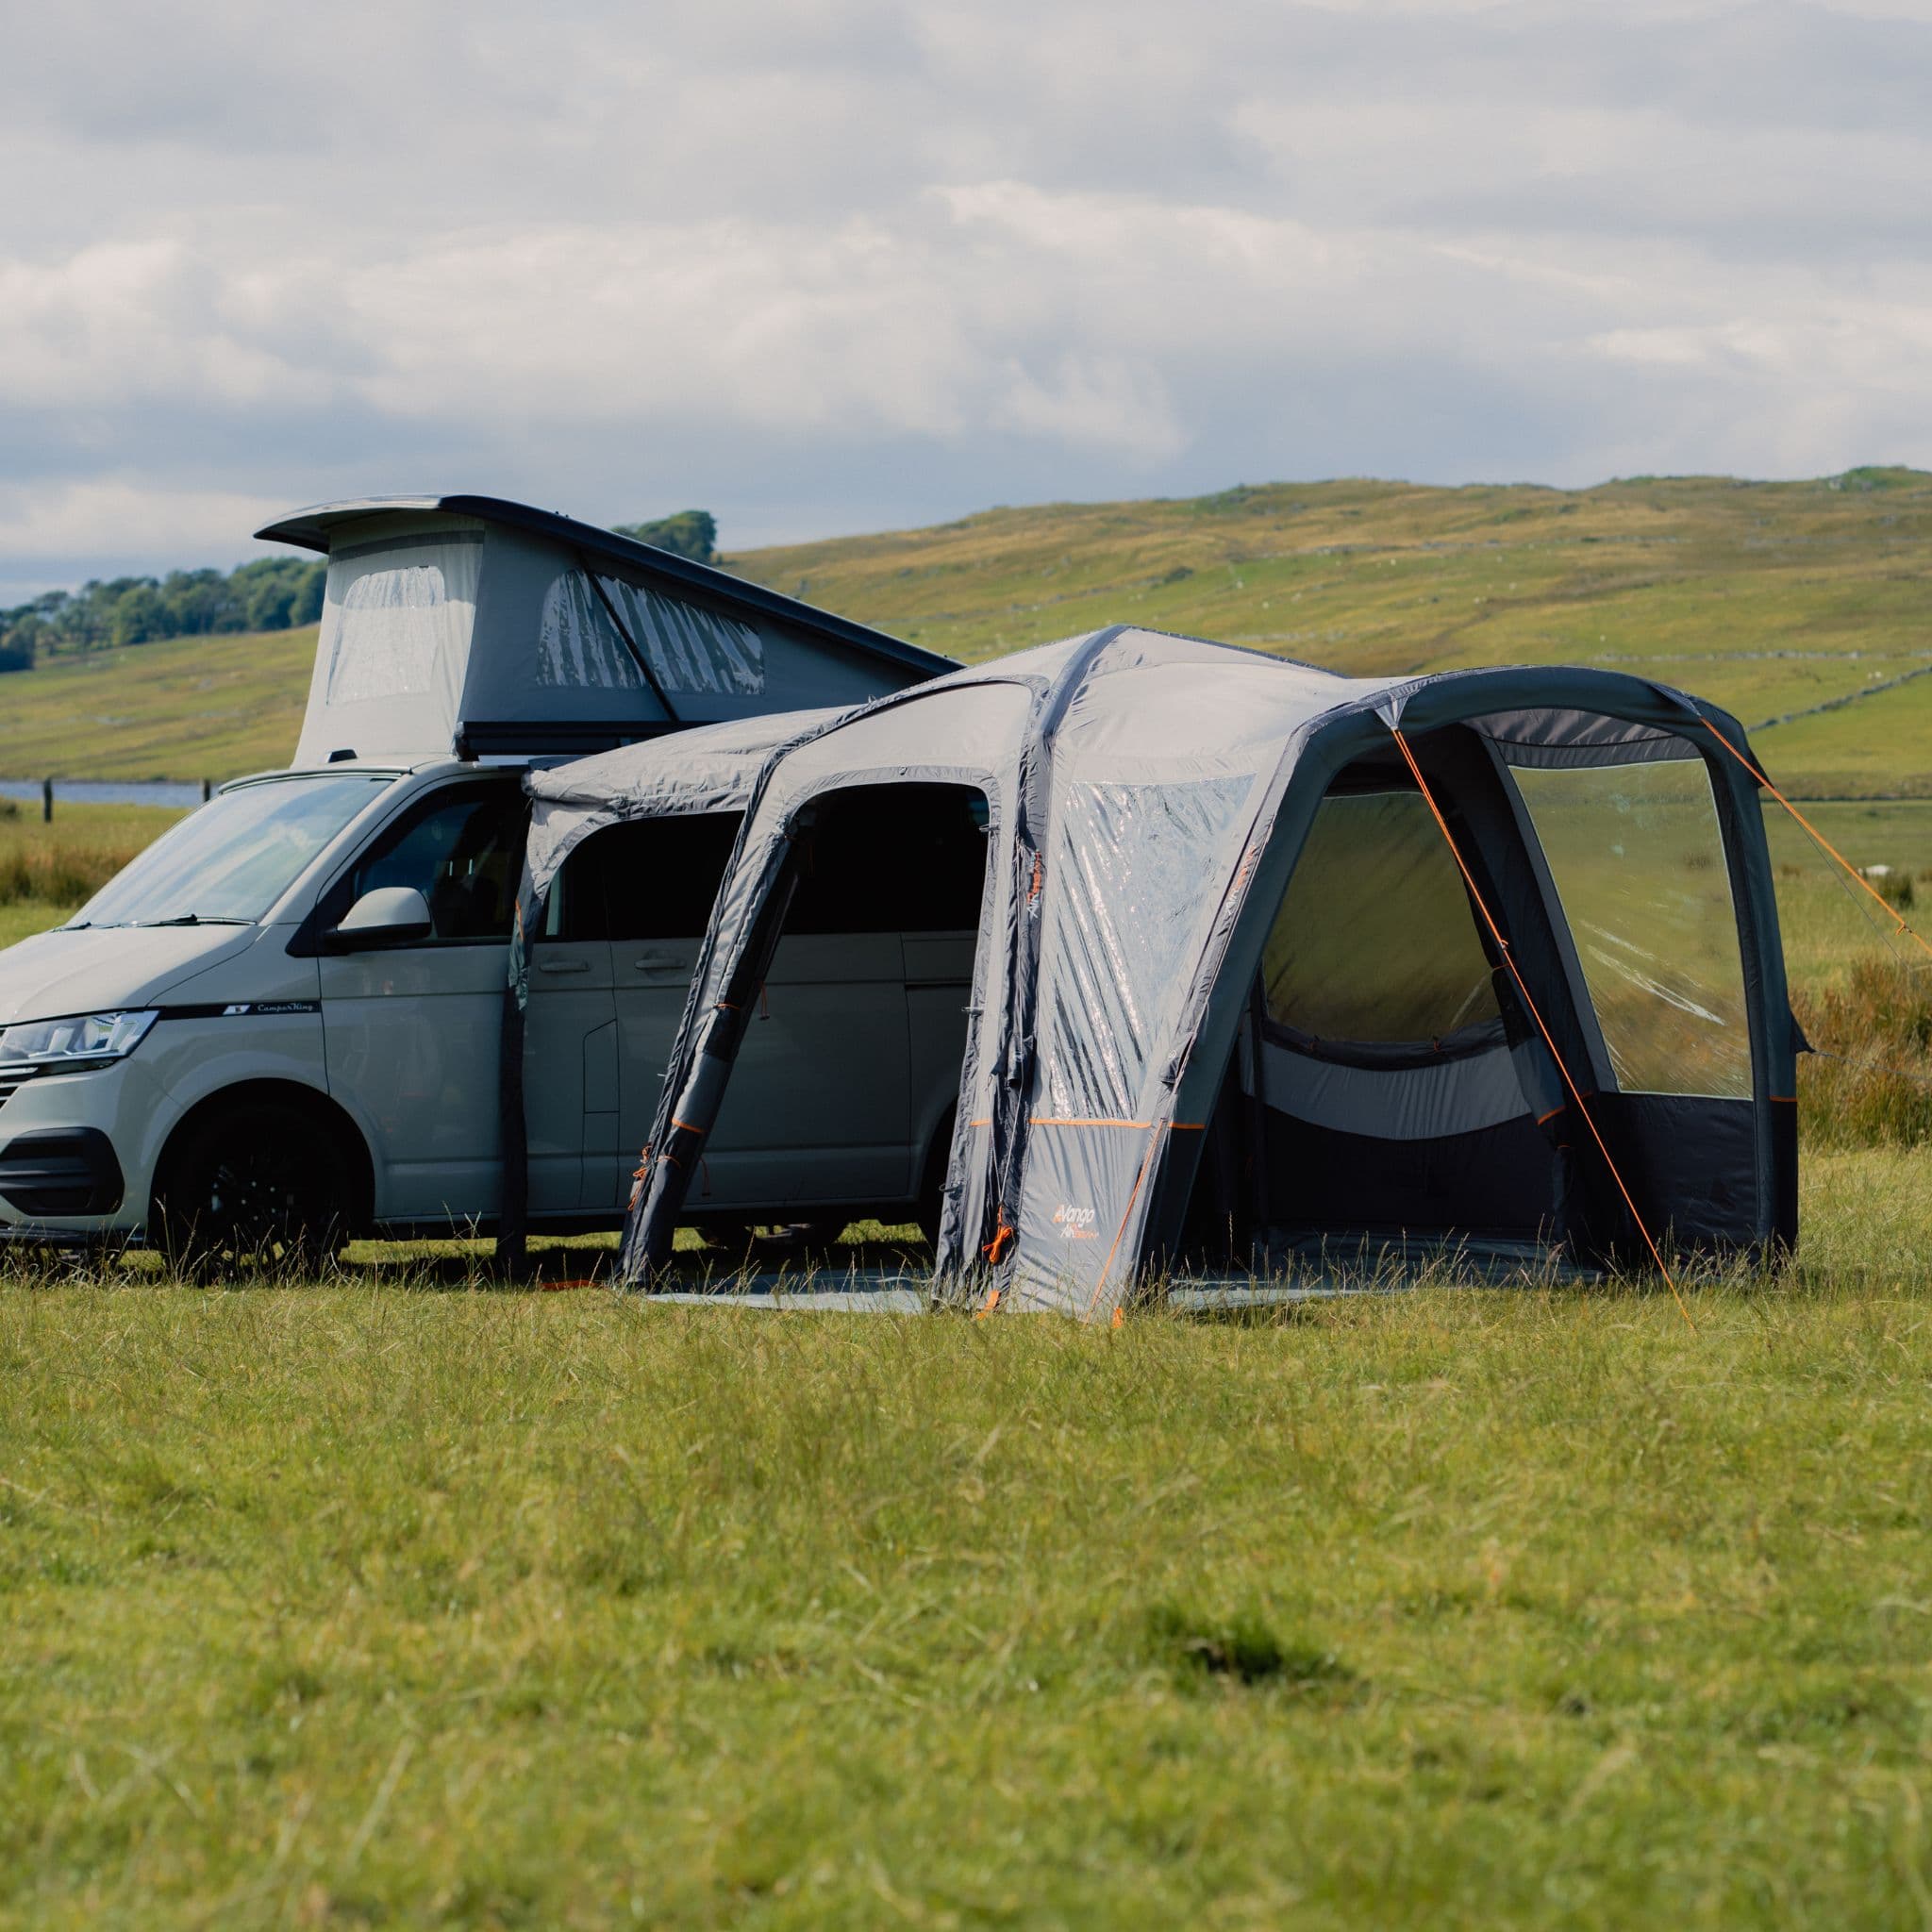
[505,626,1801,1318]
[257,494,955,766]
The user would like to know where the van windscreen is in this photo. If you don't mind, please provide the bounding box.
[69,774,395,929]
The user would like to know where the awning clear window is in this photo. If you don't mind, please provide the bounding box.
[1513,758,1751,1099]
[1264,790,1502,1047]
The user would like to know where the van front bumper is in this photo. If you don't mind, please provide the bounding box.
[0,1003,341,1249]
[0,1127,125,1217]
[0,1056,173,1245]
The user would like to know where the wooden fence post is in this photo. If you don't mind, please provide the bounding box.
[42,778,52,824]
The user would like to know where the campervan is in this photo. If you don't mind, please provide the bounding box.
[0,497,961,1265]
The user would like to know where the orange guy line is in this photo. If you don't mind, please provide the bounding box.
[1391,727,1693,1331]
[1701,717,1932,966]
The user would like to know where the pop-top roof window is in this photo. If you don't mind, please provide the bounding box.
[537,570,764,696]
[320,535,481,706]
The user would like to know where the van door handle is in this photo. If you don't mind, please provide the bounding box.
[632,951,680,972]
[539,958,591,974]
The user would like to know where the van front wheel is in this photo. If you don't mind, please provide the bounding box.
[152,1100,350,1279]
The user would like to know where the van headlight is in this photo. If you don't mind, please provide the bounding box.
[0,1009,158,1077]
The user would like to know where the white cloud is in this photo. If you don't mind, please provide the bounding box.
[989,354,1183,459]
[1,0,1930,580]
[0,242,314,409]
[0,480,286,563]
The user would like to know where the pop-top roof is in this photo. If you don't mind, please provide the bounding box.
[256,493,953,684]
[258,493,957,765]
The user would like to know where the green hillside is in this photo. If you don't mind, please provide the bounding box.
[0,623,314,784]
[744,468,1932,798]
[5,469,1930,793]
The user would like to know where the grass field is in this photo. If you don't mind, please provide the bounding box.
[3,1210,1931,1930]
[6,520,1932,1924]
[4,469,1932,793]
[0,626,313,785]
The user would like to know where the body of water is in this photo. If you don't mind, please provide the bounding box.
[0,778,207,811]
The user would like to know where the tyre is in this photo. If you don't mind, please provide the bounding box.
[152,1099,351,1279]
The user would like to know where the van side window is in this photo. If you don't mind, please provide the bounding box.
[542,836,608,941]
[334,784,525,942]
[789,784,989,935]
[558,813,743,942]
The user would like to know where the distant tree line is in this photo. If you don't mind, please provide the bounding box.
[0,509,718,675]
[610,509,717,564]
[0,557,325,675]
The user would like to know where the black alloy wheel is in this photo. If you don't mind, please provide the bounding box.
[153,1101,349,1279]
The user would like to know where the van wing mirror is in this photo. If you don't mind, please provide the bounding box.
[331,885,433,947]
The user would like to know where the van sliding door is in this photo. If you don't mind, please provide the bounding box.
[601,808,911,1215]
[521,844,618,1214]
[594,815,741,1211]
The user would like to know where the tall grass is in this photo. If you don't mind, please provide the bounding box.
[0,799,181,912]
[1773,849,1932,1145]
[1792,957,1932,1145]
[0,838,138,908]
[0,767,1927,1922]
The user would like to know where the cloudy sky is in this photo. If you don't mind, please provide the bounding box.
[4,0,1930,597]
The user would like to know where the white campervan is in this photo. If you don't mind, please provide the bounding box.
[0,497,961,1266]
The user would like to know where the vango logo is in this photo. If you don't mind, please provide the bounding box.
[1053,1203,1098,1240]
